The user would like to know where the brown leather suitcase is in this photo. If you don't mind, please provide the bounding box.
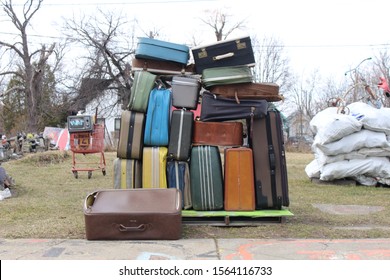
[84,188,182,240]
[192,120,243,146]
[131,58,195,75]
[224,147,255,211]
[210,82,283,102]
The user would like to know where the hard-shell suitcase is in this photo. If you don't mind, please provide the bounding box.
[166,160,192,210]
[190,145,224,211]
[135,37,190,65]
[191,36,255,74]
[131,58,195,75]
[210,82,283,102]
[117,110,145,160]
[201,66,253,88]
[168,109,194,161]
[142,147,168,189]
[128,71,157,112]
[192,120,243,146]
[144,87,171,146]
[200,91,268,122]
[171,76,200,110]
[84,188,182,240]
[113,158,142,189]
[224,147,255,211]
[249,109,289,209]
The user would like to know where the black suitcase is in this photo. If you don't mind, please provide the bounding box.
[168,109,194,161]
[191,36,255,74]
[249,109,289,209]
[200,91,268,122]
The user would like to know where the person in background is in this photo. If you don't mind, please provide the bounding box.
[0,163,14,191]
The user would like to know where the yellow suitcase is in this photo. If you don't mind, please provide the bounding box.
[142,147,168,188]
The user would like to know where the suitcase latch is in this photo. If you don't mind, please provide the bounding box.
[236,40,247,50]
[198,48,208,59]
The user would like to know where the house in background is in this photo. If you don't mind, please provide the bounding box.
[286,111,313,140]
[70,78,123,150]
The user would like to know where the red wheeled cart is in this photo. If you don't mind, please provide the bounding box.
[69,123,106,179]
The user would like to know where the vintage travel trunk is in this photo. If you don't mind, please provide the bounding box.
[192,120,243,146]
[249,109,289,209]
[127,71,157,113]
[201,65,253,88]
[209,82,283,102]
[166,160,192,210]
[113,158,142,189]
[168,109,194,161]
[142,147,168,189]
[200,91,268,122]
[190,145,224,211]
[135,37,190,65]
[171,76,200,109]
[131,58,195,75]
[143,87,171,146]
[191,36,255,74]
[224,147,255,211]
[84,188,182,240]
[117,110,145,160]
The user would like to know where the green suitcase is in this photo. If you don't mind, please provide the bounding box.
[190,145,224,211]
[127,70,157,112]
[201,65,253,88]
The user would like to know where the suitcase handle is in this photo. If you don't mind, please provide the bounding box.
[118,224,148,232]
[213,52,234,61]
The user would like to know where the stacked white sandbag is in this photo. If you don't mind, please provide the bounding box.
[305,101,390,186]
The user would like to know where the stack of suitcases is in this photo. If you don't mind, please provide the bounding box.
[115,35,289,211]
[87,36,289,240]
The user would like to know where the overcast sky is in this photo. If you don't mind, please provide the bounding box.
[1,0,390,81]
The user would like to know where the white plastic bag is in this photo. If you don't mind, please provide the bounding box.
[314,129,389,156]
[320,157,390,181]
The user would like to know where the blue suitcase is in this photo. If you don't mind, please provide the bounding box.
[135,37,190,65]
[144,87,172,146]
[167,160,192,210]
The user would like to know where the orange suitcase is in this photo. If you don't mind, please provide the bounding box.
[224,147,255,211]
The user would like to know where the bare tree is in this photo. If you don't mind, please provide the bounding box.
[0,0,58,133]
[63,9,135,113]
[252,36,293,93]
[199,9,246,41]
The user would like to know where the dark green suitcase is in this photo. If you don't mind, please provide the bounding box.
[190,145,223,211]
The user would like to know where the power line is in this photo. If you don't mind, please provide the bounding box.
[11,0,216,6]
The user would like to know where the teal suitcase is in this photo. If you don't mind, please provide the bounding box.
[135,37,190,65]
[190,145,223,211]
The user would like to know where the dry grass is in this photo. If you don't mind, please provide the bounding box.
[1,150,390,239]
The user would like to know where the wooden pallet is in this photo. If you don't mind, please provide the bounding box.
[182,209,293,226]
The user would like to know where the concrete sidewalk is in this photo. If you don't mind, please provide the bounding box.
[2,238,390,260]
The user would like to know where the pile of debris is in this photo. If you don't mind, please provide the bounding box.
[305,101,390,186]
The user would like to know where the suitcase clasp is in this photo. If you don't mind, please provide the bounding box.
[198,48,207,59]
[236,40,247,50]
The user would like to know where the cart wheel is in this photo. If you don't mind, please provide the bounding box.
[88,171,92,179]
[73,171,78,179]
[102,169,106,176]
